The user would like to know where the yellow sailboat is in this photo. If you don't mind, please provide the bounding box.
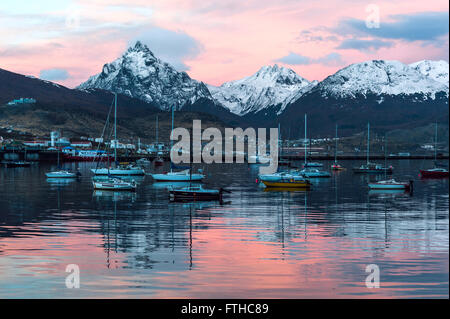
[259,172,311,188]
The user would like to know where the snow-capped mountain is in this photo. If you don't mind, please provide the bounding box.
[77,41,212,111]
[280,59,448,137]
[409,60,449,86]
[314,60,448,100]
[208,64,314,116]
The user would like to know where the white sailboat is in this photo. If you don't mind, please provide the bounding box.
[353,123,393,174]
[151,107,205,182]
[299,114,330,178]
[46,149,80,178]
[368,135,412,191]
[331,124,345,170]
[91,93,145,176]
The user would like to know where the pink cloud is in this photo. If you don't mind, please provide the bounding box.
[0,0,448,88]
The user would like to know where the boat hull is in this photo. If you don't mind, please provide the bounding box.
[262,180,311,188]
[46,172,77,178]
[91,168,145,175]
[92,181,136,191]
[420,169,449,178]
[151,173,204,182]
[353,168,393,174]
[2,161,31,168]
[169,190,221,202]
[368,183,409,190]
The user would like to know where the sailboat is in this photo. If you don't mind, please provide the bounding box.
[168,127,226,201]
[154,115,164,166]
[420,123,449,178]
[299,114,330,177]
[368,135,413,191]
[91,93,145,176]
[258,171,311,188]
[353,123,393,174]
[151,107,205,182]
[46,148,80,178]
[331,124,344,170]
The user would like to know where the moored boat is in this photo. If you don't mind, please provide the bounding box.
[168,185,227,202]
[303,162,323,168]
[353,123,393,174]
[2,161,31,168]
[368,179,413,190]
[92,178,137,191]
[298,167,331,178]
[151,169,204,182]
[331,163,345,170]
[419,123,449,179]
[46,170,80,178]
[420,167,449,178]
[91,164,145,176]
[259,172,311,188]
[331,124,345,170]
[353,162,393,174]
[154,157,164,166]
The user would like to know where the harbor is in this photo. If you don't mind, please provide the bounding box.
[0,159,448,298]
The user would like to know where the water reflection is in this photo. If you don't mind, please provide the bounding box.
[0,160,448,298]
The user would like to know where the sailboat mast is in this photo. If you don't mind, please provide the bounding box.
[170,106,174,173]
[278,123,281,160]
[156,115,159,144]
[304,114,307,164]
[367,122,370,164]
[335,124,338,163]
[114,93,117,164]
[434,122,438,162]
[384,134,387,180]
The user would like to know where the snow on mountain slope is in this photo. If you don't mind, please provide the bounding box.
[409,60,449,86]
[77,41,212,111]
[315,60,448,100]
[208,65,314,116]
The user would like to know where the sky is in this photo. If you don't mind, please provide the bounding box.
[0,0,448,88]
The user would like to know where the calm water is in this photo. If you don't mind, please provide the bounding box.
[0,160,448,298]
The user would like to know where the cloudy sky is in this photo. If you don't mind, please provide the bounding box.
[0,0,448,88]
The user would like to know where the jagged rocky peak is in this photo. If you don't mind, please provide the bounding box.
[208,64,314,116]
[77,41,212,111]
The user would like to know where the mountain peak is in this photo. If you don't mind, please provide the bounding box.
[317,59,448,99]
[208,64,314,116]
[77,42,212,110]
[127,41,154,56]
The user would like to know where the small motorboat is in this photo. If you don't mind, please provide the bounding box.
[151,169,204,182]
[419,167,449,178]
[368,179,413,191]
[353,162,393,174]
[154,157,164,166]
[2,161,32,168]
[331,163,345,170]
[168,185,228,202]
[136,158,151,165]
[298,167,331,178]
[46,170,81,178]
[92,178,137,191]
